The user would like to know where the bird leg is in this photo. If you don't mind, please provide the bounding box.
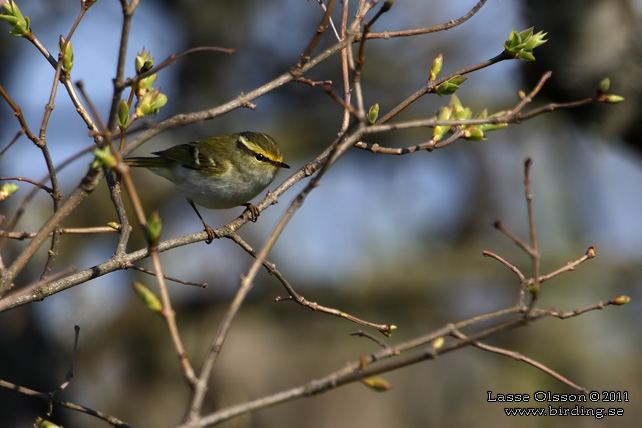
[187,199,217,244]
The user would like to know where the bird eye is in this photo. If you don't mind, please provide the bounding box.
[255,153,265,161]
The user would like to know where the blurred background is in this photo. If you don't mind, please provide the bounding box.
[0,0,640,427]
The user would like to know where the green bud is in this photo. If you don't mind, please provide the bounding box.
[34,418,62,428]
[433,106,452,142]
[524,36,543,51]
[477,110,508,132]
[506,29,521,47]
[0,0,30,36]
[598,77,610,92]
[436,81,451,96]
[146,210,162,245]
[59,36,74,72]
[381,0,393,13]
[118,99,130,129]
[367,103,379,124]
[135,48,154,74]
[429,53,443,81]
[362,377,392,392]
[527,283,540,298]
[527,30,548,49]
[454,105,471,120]
[91,146,117,170]
[448,75,467,86]
[518,27,534,41]
[611,295,631,306]
[132,282,163,313]
[602,94,624,104]
[436,75,466,97]
[138,73,157,92]
[478,122,508,132]
[464,126,485,141]
[449,96,470,120]
[432,336,445,349]
[518,51,536,61]
[136,88,167,117]
[107,222,121,231]
[437,105,452,120]
[0,183,19,201]
[504,27,547,60]
[379,324,397,337]
[448,94,463,110]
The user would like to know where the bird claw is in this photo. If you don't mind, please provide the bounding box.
[243,203,260,222]
[203,223,218,244]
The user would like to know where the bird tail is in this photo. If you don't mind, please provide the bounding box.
[124,157,170,169]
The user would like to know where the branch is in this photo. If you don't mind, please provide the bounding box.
[0,378,133,428]
[176,291,625,427]
[367,0,488,40]
[451,330,588,393]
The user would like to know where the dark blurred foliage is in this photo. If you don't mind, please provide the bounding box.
[521,0,642,150]
[0,308,64,426]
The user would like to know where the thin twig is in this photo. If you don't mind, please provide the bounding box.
[149,245,197,386]
[226,231,393,334]
[275,294,395,336]
[120,46,235,90]
[367,0,488,40]
[493,220,534,257]
[377,52,507,125]
[0,176,54,194]
[128,264,208,288]
[538,246,596,284]
[536,295,623,319]
[293,0,336,73]
[451,330,589,394]
[294,77,332,86]
[350,330,391,349]
[339,0,353,132]
[314,0,340,41]
[105,0,141,133]
[0,378,133,428]
[324,84,360,118]
[0,144,100,254]
[482,250,527,285]
[52,325,81,394]
[0,129,24,157]
[0,85,38,142]
[523,157,541,308]
[3,266,77,300]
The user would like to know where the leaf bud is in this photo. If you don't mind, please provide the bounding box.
[367,103,379,124]
[132,281,163,313]
[362,377,392,392]
[0,183,19,201]
[429,53,443,81]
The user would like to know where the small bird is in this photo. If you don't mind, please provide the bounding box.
[125,132,290,243]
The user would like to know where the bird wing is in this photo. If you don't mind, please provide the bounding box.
[153,140,228,174]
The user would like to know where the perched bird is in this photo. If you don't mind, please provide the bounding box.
[126,132,289,243]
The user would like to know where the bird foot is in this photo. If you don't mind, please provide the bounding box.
[243,203,260,222]
[203,223,218,244]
